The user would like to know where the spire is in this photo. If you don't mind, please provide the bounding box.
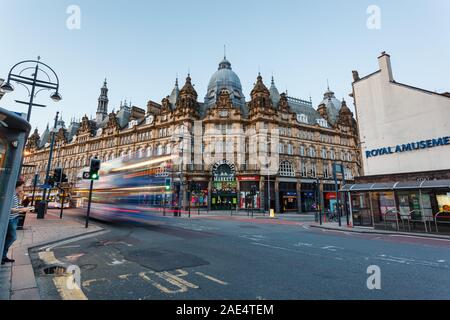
[269,75,281,106]
[96,78,109,123]
[169,76,180,106]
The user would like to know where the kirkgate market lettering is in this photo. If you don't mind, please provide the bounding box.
[212,160,236,182]
[366,136,450,158]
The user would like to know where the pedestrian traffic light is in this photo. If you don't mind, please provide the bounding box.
[53,168,63,185]
[165,178,172,191]
[89,158,101,180]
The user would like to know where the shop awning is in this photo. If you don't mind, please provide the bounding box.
[341,180,450,192]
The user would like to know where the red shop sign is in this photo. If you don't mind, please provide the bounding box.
[325,192,337,200]
[238,176,260,181]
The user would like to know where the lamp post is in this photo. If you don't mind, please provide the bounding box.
[171,125,186,217]
[1,57,62,123]
[37,111,59,219]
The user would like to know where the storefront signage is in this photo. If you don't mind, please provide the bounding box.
[238,176,260,181]
[365,136,450,158]
[212,160,236,182]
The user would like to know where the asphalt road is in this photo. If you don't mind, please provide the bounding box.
[31,210,450,300]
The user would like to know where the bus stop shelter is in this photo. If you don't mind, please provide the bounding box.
[341,180,450,234]
[0,108,31,258]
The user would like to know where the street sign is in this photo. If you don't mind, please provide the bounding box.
[39,184,52,189]
[83,172,91,180]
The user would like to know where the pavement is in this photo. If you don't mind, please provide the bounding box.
[0,210,103,300]
[310,221,450,240]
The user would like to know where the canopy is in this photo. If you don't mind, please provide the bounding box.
[341,180,450,192]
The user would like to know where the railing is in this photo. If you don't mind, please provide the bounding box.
[382,209,399,231]
[434,211,450,233]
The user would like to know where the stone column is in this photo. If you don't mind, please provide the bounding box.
[297,179,302,214]
[208,179,212,212]
[260,176,265,212]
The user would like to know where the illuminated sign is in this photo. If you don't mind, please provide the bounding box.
[366,136,450,158]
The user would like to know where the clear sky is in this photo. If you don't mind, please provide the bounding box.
[1,0,449,133]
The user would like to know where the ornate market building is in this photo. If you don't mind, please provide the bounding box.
[22,57,362,213]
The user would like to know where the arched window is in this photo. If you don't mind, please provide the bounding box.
[279,160,295,177]
[147,146,153,157]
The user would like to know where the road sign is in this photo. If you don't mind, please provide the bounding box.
[83,172,91,180]
[39,184,52,189]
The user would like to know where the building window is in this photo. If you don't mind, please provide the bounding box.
[310,163,317,177]
[300,145,305,156]
[279,144,285,154]
[287,144,293,155]
[298,114,308,123]
[279,160,295,177]
[324,164,330,179]
[322,148,327,159]
[309,147,316,158]
[302,163,308,177]
[330,149,335,160]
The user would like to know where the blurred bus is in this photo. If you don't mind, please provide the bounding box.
[75,154,177,223]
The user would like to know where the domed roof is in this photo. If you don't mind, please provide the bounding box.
[319,86,342,124]
[204,57,246,111]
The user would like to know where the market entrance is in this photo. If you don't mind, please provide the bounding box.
[211,160,237,211]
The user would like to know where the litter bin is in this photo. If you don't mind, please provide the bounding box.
[36,201,47,219]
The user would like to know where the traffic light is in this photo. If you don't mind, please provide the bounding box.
[89,158,101,180]
[48,175,55,188]
[165,178,171,191]
[53,168,63,185]
[61,173,68,183]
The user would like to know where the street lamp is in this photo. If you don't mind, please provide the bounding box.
[36,111,60,219]
[171,125,187,216]
[1,57,62,123]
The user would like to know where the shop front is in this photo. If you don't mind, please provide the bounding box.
[211,160,238,211]
[238,176,261,210]
[279,182,298,213]
[323,184,337,213]
[301,183,316,213]
[189,181,209,208]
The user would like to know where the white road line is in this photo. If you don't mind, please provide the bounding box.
[38,230,109,252]
[195,272,228,286]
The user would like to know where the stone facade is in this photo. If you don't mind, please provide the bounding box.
[22,58,362,213]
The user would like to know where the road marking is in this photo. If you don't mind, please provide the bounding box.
[38,230,109,252]
[195,272,228,286]
[39,251,64,265]
[65,253,85,262]
[118,274,133,280]
[82,278,108,287]
[320,246,344,252]
[160,270,199,289]
[54,276,87,300]
[294,242,313,247]
[139,271,189,294]
[251,242,297,253]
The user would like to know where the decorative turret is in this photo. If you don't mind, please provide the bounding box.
[249,74,272,111]
[96,79,109,124]
[176,74,199,118]
[336,98,355,127]
[26,128,40,150]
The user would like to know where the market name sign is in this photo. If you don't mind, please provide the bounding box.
[366,136,450,158]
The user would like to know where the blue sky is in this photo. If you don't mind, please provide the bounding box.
[1,0,449,132]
